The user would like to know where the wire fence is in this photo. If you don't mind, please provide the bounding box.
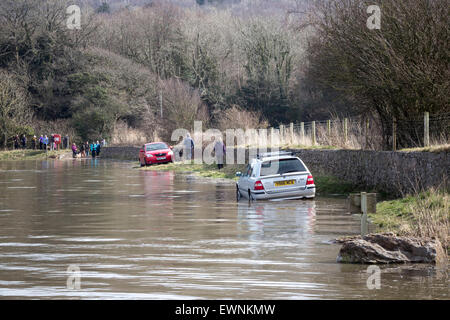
[263,112,450,150]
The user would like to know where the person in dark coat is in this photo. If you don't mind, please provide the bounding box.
[21,135,27,149]
[14,135,19,149]
[31,135,37,149]
[85,142,90,157]
[96,140,101,156]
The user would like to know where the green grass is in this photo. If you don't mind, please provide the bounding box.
[314,175,357,195]
[370,196,417,232]
[370,190,449,251]
[0,149,71,160]
[399,144,449,153]
[140,162,246,180]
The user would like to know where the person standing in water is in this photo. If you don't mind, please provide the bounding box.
[85,141,90,157]
[90,141,96,158]
[183,133,194,161]
[96,140,101,156]
[80,142,86,158]
[214,137,226,170]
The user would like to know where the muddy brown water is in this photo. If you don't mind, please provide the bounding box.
[0,160,447,299]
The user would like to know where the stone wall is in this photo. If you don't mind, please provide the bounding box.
[102,146,449,194]
[289,149,449,195]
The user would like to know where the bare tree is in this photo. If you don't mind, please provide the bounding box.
[302,0,449,148]
[0,71,30,149]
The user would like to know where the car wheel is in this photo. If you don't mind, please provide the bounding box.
[236,187,241,201]
[140,161,145,167]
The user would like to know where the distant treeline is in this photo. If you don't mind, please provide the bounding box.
[0,0,448,149]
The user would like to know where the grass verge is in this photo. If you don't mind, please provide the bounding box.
[140,162,246,180]
[371,189,449,252]
[0,149,71,160]
[399,144,449,153]
[314,175,357,195]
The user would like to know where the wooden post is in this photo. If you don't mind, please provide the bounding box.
[344,118,348,144]
[312,121,316,145]
[300,122,305,143]
[360,192,376,235]
[290,122,294,145]
[327,120,331,137]
[280,124,285,145]
[424,112,430,147]
[361,192,368,236]
[270,127,274,148]
[365,118,369,149]
[392,117,397,151]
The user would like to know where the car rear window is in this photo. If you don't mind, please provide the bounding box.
[146,143,168,151]
[260,158,306,176]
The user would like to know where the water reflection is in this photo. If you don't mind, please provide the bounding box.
[0,160,447,299]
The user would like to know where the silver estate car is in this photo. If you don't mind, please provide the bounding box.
[236,152,316,201]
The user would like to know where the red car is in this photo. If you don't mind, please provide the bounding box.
[139,142,174,166]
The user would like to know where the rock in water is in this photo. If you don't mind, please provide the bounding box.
[336,233,444,264]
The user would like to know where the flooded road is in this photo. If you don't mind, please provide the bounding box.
[0,160,448,299]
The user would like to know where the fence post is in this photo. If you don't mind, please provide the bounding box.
[270,127,274,148]
[365,118,369,149]
[327,120,331,137]
[344,118,348,144]
[280,124,285,145]
[361,192,368,236]
[424,112,430,147]
[290,122,294,145]
[300,122,305,143]
[312,121,316,146]
[392,117,397,151]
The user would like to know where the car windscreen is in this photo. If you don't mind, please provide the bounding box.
[260,158,306,176]
[146,143,168,151]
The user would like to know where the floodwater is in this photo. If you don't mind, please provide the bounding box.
[0,160,447,299]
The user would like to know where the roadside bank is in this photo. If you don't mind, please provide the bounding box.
[0,149,72,160]
[371,189,449,253]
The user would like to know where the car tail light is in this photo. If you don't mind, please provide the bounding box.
[254,181,264,190]
[306,175,314,185]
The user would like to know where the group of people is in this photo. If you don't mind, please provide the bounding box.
[71,140,106,159]
[13,135,28,149]
[13,134,70,150]
[182,133,226,170]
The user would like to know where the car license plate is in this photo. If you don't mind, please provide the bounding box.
[156,157,166,160]
[274,180,295,187]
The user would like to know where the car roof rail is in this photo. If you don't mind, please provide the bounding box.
[256,151,295,159]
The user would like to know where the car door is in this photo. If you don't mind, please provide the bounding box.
[238,164,252,195]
